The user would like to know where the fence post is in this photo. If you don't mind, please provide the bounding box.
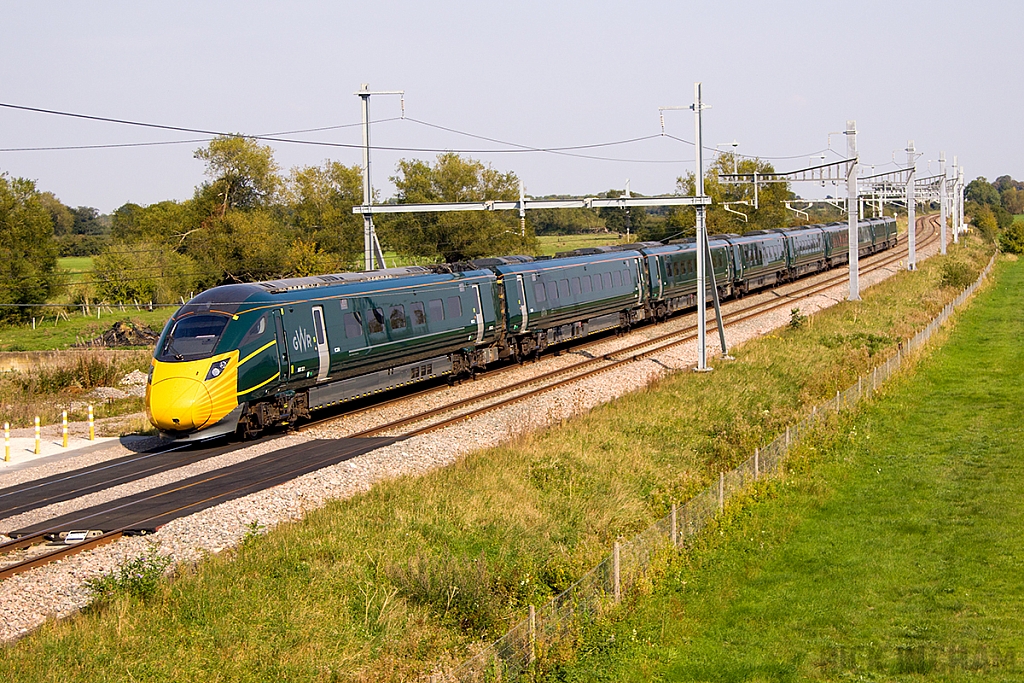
[754,447,759,480]
[529,604,536,666]
[718,472,724,513]
[671,503,678,547]
[785,426,791,449]
[835,390,841,412]
[612,542,621,603]
[858,376,863,400]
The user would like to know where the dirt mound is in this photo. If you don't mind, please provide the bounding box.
[76,320,161,348]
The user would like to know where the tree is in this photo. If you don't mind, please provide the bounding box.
[380,153,537,262]
[93,240,200,304]
[651,154,790,241]
[194,135,282,213]
[529,205,605,235]
[0,174,63,320]
[286,161,364,268]
[966,177,1000,207]
[598,189,648,237]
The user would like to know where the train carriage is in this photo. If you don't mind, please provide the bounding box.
[148,267,503,439]
[492,251,646,357]
[821,222,850,267]
[642,239,732,317]
[774,225,826,279]
[723,230,788,294]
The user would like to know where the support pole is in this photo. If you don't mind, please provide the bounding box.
[939,152,948,255]
[703,236,731,358]
[906,141,917,270]
[846,121,860,300]
[693,82,712,372]
[359,84,375,271]
[953,156,960,244]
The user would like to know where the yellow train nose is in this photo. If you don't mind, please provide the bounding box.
[148,377,213,431]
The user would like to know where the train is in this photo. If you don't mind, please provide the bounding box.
[145,216,897,440]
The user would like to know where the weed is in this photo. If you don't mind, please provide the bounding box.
[789,307,806,329]
[87,547,171,602]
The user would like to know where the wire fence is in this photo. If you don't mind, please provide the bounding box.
[436,252,998,683]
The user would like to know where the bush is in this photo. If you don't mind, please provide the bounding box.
[999,221,1024,255]
[87,547,171,602]
[939,259,974,290]
[15,354,140,394]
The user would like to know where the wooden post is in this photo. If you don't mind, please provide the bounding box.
[612,541,621,603]
[34,417,40,455]
[62,411,68,448]
[836,390,841,412]
[858,376,863,400]
[785,426,791,449]
[718,472,724,513]
[88,405,94,441]
[671,503,678,547]
[754,447,759,480]
[529,604,536,666]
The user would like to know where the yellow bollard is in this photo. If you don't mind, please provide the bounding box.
[88,404,94,441]
[62,410,68,448]
[4,422,9,462]
[34,416,40,455]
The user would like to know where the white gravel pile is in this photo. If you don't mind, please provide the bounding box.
[0,238,937,643]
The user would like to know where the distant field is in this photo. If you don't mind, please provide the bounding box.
[57,256,93,283]
[0,308,174,352]
[536,232,624,256]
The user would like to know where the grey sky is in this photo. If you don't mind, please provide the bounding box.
[0,1,1018,212]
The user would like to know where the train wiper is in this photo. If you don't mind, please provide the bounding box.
[164,337,185,361]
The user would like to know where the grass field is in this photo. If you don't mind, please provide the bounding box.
[0,308,174,352]
[536,232,625,256]
[0,238,992,681]
[56,256,94,284]
[553,256,1024,681]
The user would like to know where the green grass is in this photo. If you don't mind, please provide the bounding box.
[552,255,1024,682]
[57,256,94,284]
[0,239,992,681]
[0,309,173,352]
[536,232,626,256]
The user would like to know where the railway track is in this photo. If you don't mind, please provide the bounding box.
[0,215,940,582]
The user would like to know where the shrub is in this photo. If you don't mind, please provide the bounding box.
[87,547,171,602]
[939,259,974,290]
[999,221,1024,255]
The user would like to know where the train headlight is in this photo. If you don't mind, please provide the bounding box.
[205,359,229,381]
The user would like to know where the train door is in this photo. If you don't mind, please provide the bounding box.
[471,285,485,344]
[274,311,290,379]
[311,305,331,382]
[515,274,529,332]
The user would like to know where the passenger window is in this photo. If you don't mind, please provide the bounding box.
[240,315,267,347]
[534,281,546,302]
[581,275,592,293]
[446,296,462,319]
[389,305,406,330]
[612,270,622,288]
[602,272,613,289]
[344,311,363,339]
[622,269,630,287]
[570,277,581,295]
[410,302,426,326]
[593,273,603,291]
[546,281,558,301]
[558,279,570,299]
[367,308,385,335]
[429,298,444,321]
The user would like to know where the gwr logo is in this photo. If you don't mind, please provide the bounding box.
[292,326,314,352]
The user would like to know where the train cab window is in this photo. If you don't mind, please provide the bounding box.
[410,302,426,326]
[534,281,546,303]
[344,311,363,339]
[581,275,592,294]
[446,296,462,319]
[389,305,407,330]
[239,315,267,347]
[545,280,558,301]
[602,272,613,290]
[367,308,386,335]
[158,314,229,362]
[570,277,581,295]
[612,270,622,288]
[429,298,444,322]
[558,279,570,299]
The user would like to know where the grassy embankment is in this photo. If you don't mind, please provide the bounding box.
[0,237,991,682]
[553,254,1024,682]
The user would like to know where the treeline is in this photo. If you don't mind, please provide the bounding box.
[964,175,1024,253]
[1,140,827,314]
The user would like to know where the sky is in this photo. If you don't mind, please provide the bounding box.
[0,1,1019,213]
